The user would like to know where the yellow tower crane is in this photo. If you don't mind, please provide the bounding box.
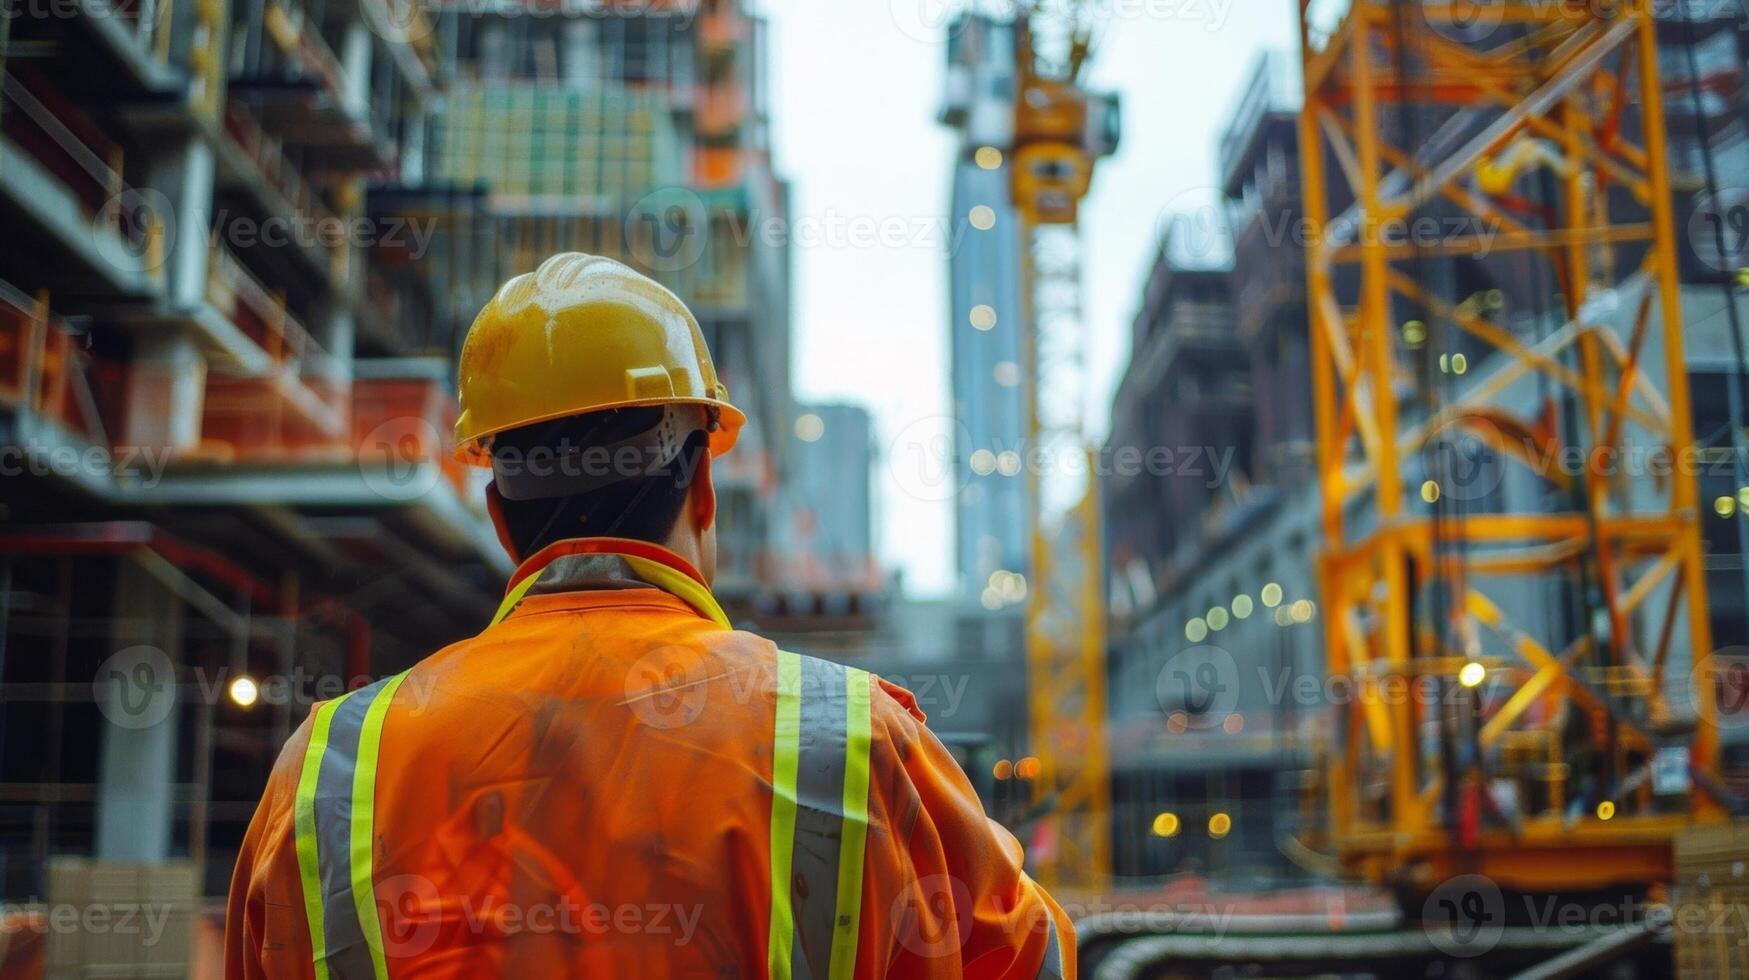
[1008,0,1120,893]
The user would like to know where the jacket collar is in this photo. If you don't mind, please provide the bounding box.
[490,537,729,629]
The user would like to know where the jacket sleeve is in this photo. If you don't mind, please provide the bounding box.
[225,718,315,980]
[862,678,1075,979]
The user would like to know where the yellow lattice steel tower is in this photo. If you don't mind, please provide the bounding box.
[1010,3,1115,891]
[1298,0,1721,892]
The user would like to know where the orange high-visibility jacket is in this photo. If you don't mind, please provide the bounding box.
[226,539,1074,978]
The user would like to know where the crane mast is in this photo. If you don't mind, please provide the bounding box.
[1009,0,1118,892]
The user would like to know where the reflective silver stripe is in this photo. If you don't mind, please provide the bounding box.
[311,676,398,980]
[770,654,874,980]
[789,656,851,980]
[1037,909,1064,980]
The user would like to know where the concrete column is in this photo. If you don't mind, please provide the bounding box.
[95,560,183,862]
[123,334,205,452]
[128,133,213,454]
[153,133,214,312]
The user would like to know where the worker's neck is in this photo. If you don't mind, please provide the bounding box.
[660,527,710,586]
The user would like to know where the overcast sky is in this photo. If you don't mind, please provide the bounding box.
[760,1,1298,597]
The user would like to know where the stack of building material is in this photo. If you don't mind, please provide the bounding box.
[1674,820,1749,978]
[43,858,197,979]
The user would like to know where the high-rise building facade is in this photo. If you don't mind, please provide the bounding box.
[787,404,875,579]
[939,14,1030,609]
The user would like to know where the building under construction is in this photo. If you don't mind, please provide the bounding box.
[0,0,865,972]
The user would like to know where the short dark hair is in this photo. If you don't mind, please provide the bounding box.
[490,406,709,557]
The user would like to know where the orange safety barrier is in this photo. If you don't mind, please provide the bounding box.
[0,285,112,444]
[351,375,472,499]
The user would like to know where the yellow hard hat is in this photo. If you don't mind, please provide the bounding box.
[453,252,745,465]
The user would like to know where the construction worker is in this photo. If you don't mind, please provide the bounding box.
[226,253,1075,978]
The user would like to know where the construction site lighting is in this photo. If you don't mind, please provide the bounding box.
[1150,812,1180,838]
[1222,714,1244,735]
[970,304,998,330]
[793,413,825,442]
[1452,353,1468,375]
[969,205,996,230]
[229,675,260,708]
[1015,757,1041,780]
[1596,800,1616,821]
[996,451,1022,476]
[1208,812,1232,839]
[1274,607,1293,627]
[971,449,997,475]
[1232,594,1253,619]
[1716,496,1737,518]
[1401,320,1426,347]
[1185,618,1208,642]
[1459,661,1487,689]
[1260,582,1283,607]
[992,759,1014,781]
[1290,600,1314,623]
[981,587,1003,611]
[1738,487,1749,509]
[1421,480,1441,504]
[974,146,1004,170]
[1206,607,1229,631]
[993,361,1021,387]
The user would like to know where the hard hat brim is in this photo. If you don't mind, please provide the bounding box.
[454,398,746,467]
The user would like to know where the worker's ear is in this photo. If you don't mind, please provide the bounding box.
[690,450,716,533]
[485,483,522,564]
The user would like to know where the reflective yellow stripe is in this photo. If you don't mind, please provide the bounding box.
[828,668,872,980]
[488,553,731,629]
[621,554,732,628]
[767,650,803,980]
[293,699,341,980]
[350,671,408,980]
[488,572,541,627]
